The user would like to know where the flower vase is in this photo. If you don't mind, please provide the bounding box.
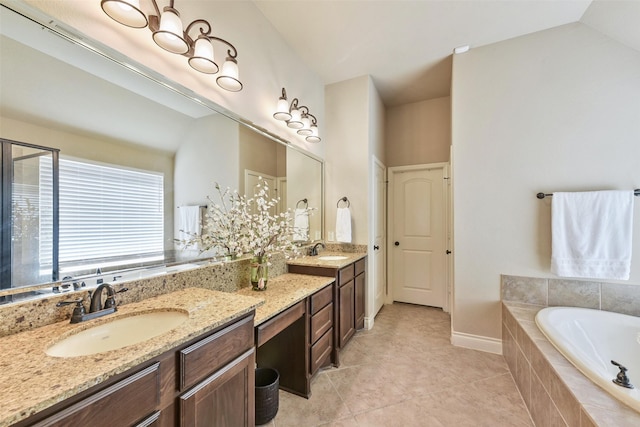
[251,255,268,291]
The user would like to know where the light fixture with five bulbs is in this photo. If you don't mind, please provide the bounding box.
[273,88,321,143]
[100,0,242,92]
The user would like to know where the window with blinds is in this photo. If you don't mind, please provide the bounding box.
[41,158,164,272]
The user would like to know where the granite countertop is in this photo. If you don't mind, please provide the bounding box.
[236,273,336,325]
[286,252,366,269]
[0,288,263,427]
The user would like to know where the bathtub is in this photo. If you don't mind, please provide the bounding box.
[535,307,640,413]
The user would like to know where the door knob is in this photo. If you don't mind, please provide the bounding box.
[373,245,379,250]
[394,241,400,246]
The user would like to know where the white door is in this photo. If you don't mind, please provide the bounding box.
[390,165,446,308]
[372,158,386,317]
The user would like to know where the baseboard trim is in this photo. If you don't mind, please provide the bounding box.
[363,316,375,330]
[451,331,503,355]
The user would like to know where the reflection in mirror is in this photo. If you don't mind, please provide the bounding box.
[0,4,323,297]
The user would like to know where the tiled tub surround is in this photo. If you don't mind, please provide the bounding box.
[503,302,640,426]
[0,288,263,426]
[502,275,640,426]
[501,275,640,317]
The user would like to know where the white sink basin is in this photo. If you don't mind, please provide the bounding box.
[317,255,349,261]
[46,310,189,358]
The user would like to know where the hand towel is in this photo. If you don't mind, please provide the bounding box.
[293,208,310,241]
[178,206,202,250]
[551,190,634,280]
[336,207,352,243]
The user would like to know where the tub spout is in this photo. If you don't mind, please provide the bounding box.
[611,360,634,389]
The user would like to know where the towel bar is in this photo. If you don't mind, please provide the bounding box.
[537,189,640,199]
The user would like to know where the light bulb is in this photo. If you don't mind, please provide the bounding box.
[217,58,243,92]
[273,98,291,121]
[101,0,147,28]
[152,7,188,54]
[189,36,218,74]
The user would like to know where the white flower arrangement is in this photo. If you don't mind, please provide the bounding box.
[180,177,310,261]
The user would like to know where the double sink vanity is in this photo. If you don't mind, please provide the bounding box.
[0,252,366,427]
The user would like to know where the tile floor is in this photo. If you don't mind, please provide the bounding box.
[258,302,534,426]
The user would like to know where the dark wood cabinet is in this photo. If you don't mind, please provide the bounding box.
[338,278,355,348]
[19,312,256,427]
[309,284,334,375]
[288,256,366,360]
[31,363,161,427]
[179,348,255,427]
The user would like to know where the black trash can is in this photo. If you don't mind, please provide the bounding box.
[255,367,279,425]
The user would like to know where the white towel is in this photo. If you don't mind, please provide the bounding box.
[551,190,634,280]
[293,208,310,241]
[336,207,352,243]
[179,206,202,250]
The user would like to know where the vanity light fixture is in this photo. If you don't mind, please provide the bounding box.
[273,88,321,143]
[100,0,243,92]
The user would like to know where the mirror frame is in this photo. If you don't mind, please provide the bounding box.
[0,2,324,300]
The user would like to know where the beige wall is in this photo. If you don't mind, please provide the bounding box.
[385,96,451,167]
[451,23,640,342]
[325,76,371,245]
[1,116,175,250]
[238,124,282,192]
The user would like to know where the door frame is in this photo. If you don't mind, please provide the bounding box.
[387,162,451,313]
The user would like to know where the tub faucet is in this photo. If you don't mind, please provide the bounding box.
[309,242,325,256]
[611,360,634,389]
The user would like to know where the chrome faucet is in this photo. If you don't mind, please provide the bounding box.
[309,242,325,256]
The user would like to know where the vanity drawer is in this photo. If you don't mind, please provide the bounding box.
[310,283,333,315]
[179,313,254,391]
[33,363,160,427]
[256,300,305,347]
[310,328,333,375]
[355,258,365,276]
[338,264,354,285]
[310,302,333,345]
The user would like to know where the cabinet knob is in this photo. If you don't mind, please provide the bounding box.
[373,245,379,250]
[394,241,400,246]
[446,250,452,254]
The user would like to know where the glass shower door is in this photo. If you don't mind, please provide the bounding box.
[1,140,58,290]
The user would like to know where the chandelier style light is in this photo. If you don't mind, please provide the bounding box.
[101,0,243,92]
[273,88,321,143]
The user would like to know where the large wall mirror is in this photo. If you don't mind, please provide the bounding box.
[0,4,323,297]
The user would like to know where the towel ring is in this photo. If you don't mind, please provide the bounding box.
[296,198,308,208]
[337,196,350,208]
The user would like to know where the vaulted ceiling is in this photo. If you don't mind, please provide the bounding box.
[255,0,640,106]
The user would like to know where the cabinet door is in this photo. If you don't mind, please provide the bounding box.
[355,272,365,330]
[338,280,355,348]
[179,348,255,427]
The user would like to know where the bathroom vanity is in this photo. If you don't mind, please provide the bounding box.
[287,253,367,359]
[236,273,336,398]
[1,288,262,427]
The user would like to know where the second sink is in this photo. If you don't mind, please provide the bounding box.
[46,310,189,357]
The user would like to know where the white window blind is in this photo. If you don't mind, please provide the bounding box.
[44,158,164,267]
